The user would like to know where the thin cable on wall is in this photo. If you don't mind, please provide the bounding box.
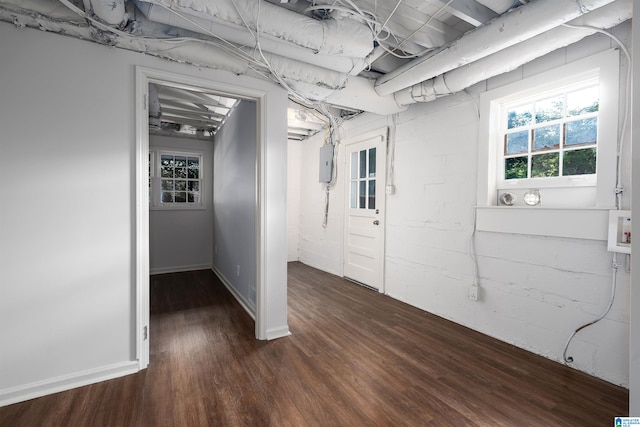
[560,24,631,365]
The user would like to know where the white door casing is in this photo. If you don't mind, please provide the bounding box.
[343,128,387,292]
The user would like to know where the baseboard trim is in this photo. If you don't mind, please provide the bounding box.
[211,266,256,321]
[0,360,139,407]
[266,326,291,340]
[150,264,212,275]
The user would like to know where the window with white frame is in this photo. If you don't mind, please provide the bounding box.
[149,150,203,208]
[477,49,619,209]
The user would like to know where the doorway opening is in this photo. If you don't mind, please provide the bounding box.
[134,66,289,369]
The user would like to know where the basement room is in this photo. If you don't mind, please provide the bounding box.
[0,0,639,425]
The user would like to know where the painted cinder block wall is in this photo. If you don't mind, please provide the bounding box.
[291,23,632,386]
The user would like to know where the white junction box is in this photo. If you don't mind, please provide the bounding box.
[607,210,631,254]
[319,144,333,183]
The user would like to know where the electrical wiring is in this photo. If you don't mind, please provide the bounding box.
[559,24,631,365]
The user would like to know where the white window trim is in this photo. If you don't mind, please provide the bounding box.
[149,149,205,210]
[476,49,620,240]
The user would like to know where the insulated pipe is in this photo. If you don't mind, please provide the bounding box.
[132,0,371,75]
[133,0,373,58]
[393,0,631,106]
[375,0,617,96]
[82,0,126,26]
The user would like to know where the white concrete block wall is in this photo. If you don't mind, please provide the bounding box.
[292,27,631,386]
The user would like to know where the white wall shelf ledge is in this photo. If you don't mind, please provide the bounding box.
[475,206,613,241]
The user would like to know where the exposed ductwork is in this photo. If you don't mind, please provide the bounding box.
[475,0,522,14]
[83,0,127,26]
[375,0,617,96]
[0,0,630,117]
[132,0,374,75]
[394,0,631,106]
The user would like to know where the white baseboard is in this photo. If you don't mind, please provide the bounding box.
[211,266,256,320]
[266,326,291,340]
[0,360,139,407]
[150,263,212,275]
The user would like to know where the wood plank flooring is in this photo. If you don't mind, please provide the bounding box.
[0,262,628,426]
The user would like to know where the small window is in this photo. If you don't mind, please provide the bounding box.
[149,150,203,208]
[502,83,599,182]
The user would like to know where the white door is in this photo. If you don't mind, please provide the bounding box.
[343,129,386,292]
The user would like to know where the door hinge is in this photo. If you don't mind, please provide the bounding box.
[143,325,148,340]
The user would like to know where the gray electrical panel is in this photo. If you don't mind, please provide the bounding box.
[319,144,334,183]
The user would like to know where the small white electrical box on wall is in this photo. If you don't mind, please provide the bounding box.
[607,210,631,254]
[319,145,333,183]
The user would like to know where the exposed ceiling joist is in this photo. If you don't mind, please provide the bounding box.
[442,0,499,26]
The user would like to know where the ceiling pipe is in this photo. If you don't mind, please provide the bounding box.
[132,0,374,74]
[375,0,616,96]
[82,0,127,26]
[393,0,630,106]
[475,0,521,14]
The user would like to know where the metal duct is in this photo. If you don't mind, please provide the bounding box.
[393,0,631,106]
[375,0,616,96]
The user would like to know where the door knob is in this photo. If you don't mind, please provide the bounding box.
[373,220,380,225]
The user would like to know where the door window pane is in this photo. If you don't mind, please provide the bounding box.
[368,148,376,178]
[368,180,376,210]
[350,181,357,208]
[351,152,358,180]
[359,150,366,179]
[359,181,366,208]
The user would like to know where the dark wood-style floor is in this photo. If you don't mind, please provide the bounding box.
[0,262,628,426]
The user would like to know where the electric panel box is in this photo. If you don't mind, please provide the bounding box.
[319,145,334,183]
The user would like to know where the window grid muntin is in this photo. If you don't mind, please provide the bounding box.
[502,84,598,181]
[349,148,377,210]
[153,151,203,207]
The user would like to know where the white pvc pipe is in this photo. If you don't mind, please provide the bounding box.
[133,0,371,75]
[375,0,616,96]
[135,0,373,57]
[393,0,631,106]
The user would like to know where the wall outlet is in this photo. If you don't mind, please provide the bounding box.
[468,284,479,301]
[236,265,240,277]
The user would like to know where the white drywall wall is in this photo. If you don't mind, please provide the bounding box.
[0,21,288,405]
[212,100,258,309]
[287,140,302,262]
[149,135,213,274]
[293,25,631,386]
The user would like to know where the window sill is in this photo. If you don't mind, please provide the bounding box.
[475,206,613,241]
[150,205,206,211]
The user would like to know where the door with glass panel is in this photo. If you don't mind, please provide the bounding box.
[343,130,386,291]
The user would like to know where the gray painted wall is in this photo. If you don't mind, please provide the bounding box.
[149,135,214,274]
[212,101,258,309]
[0,21,288,406]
